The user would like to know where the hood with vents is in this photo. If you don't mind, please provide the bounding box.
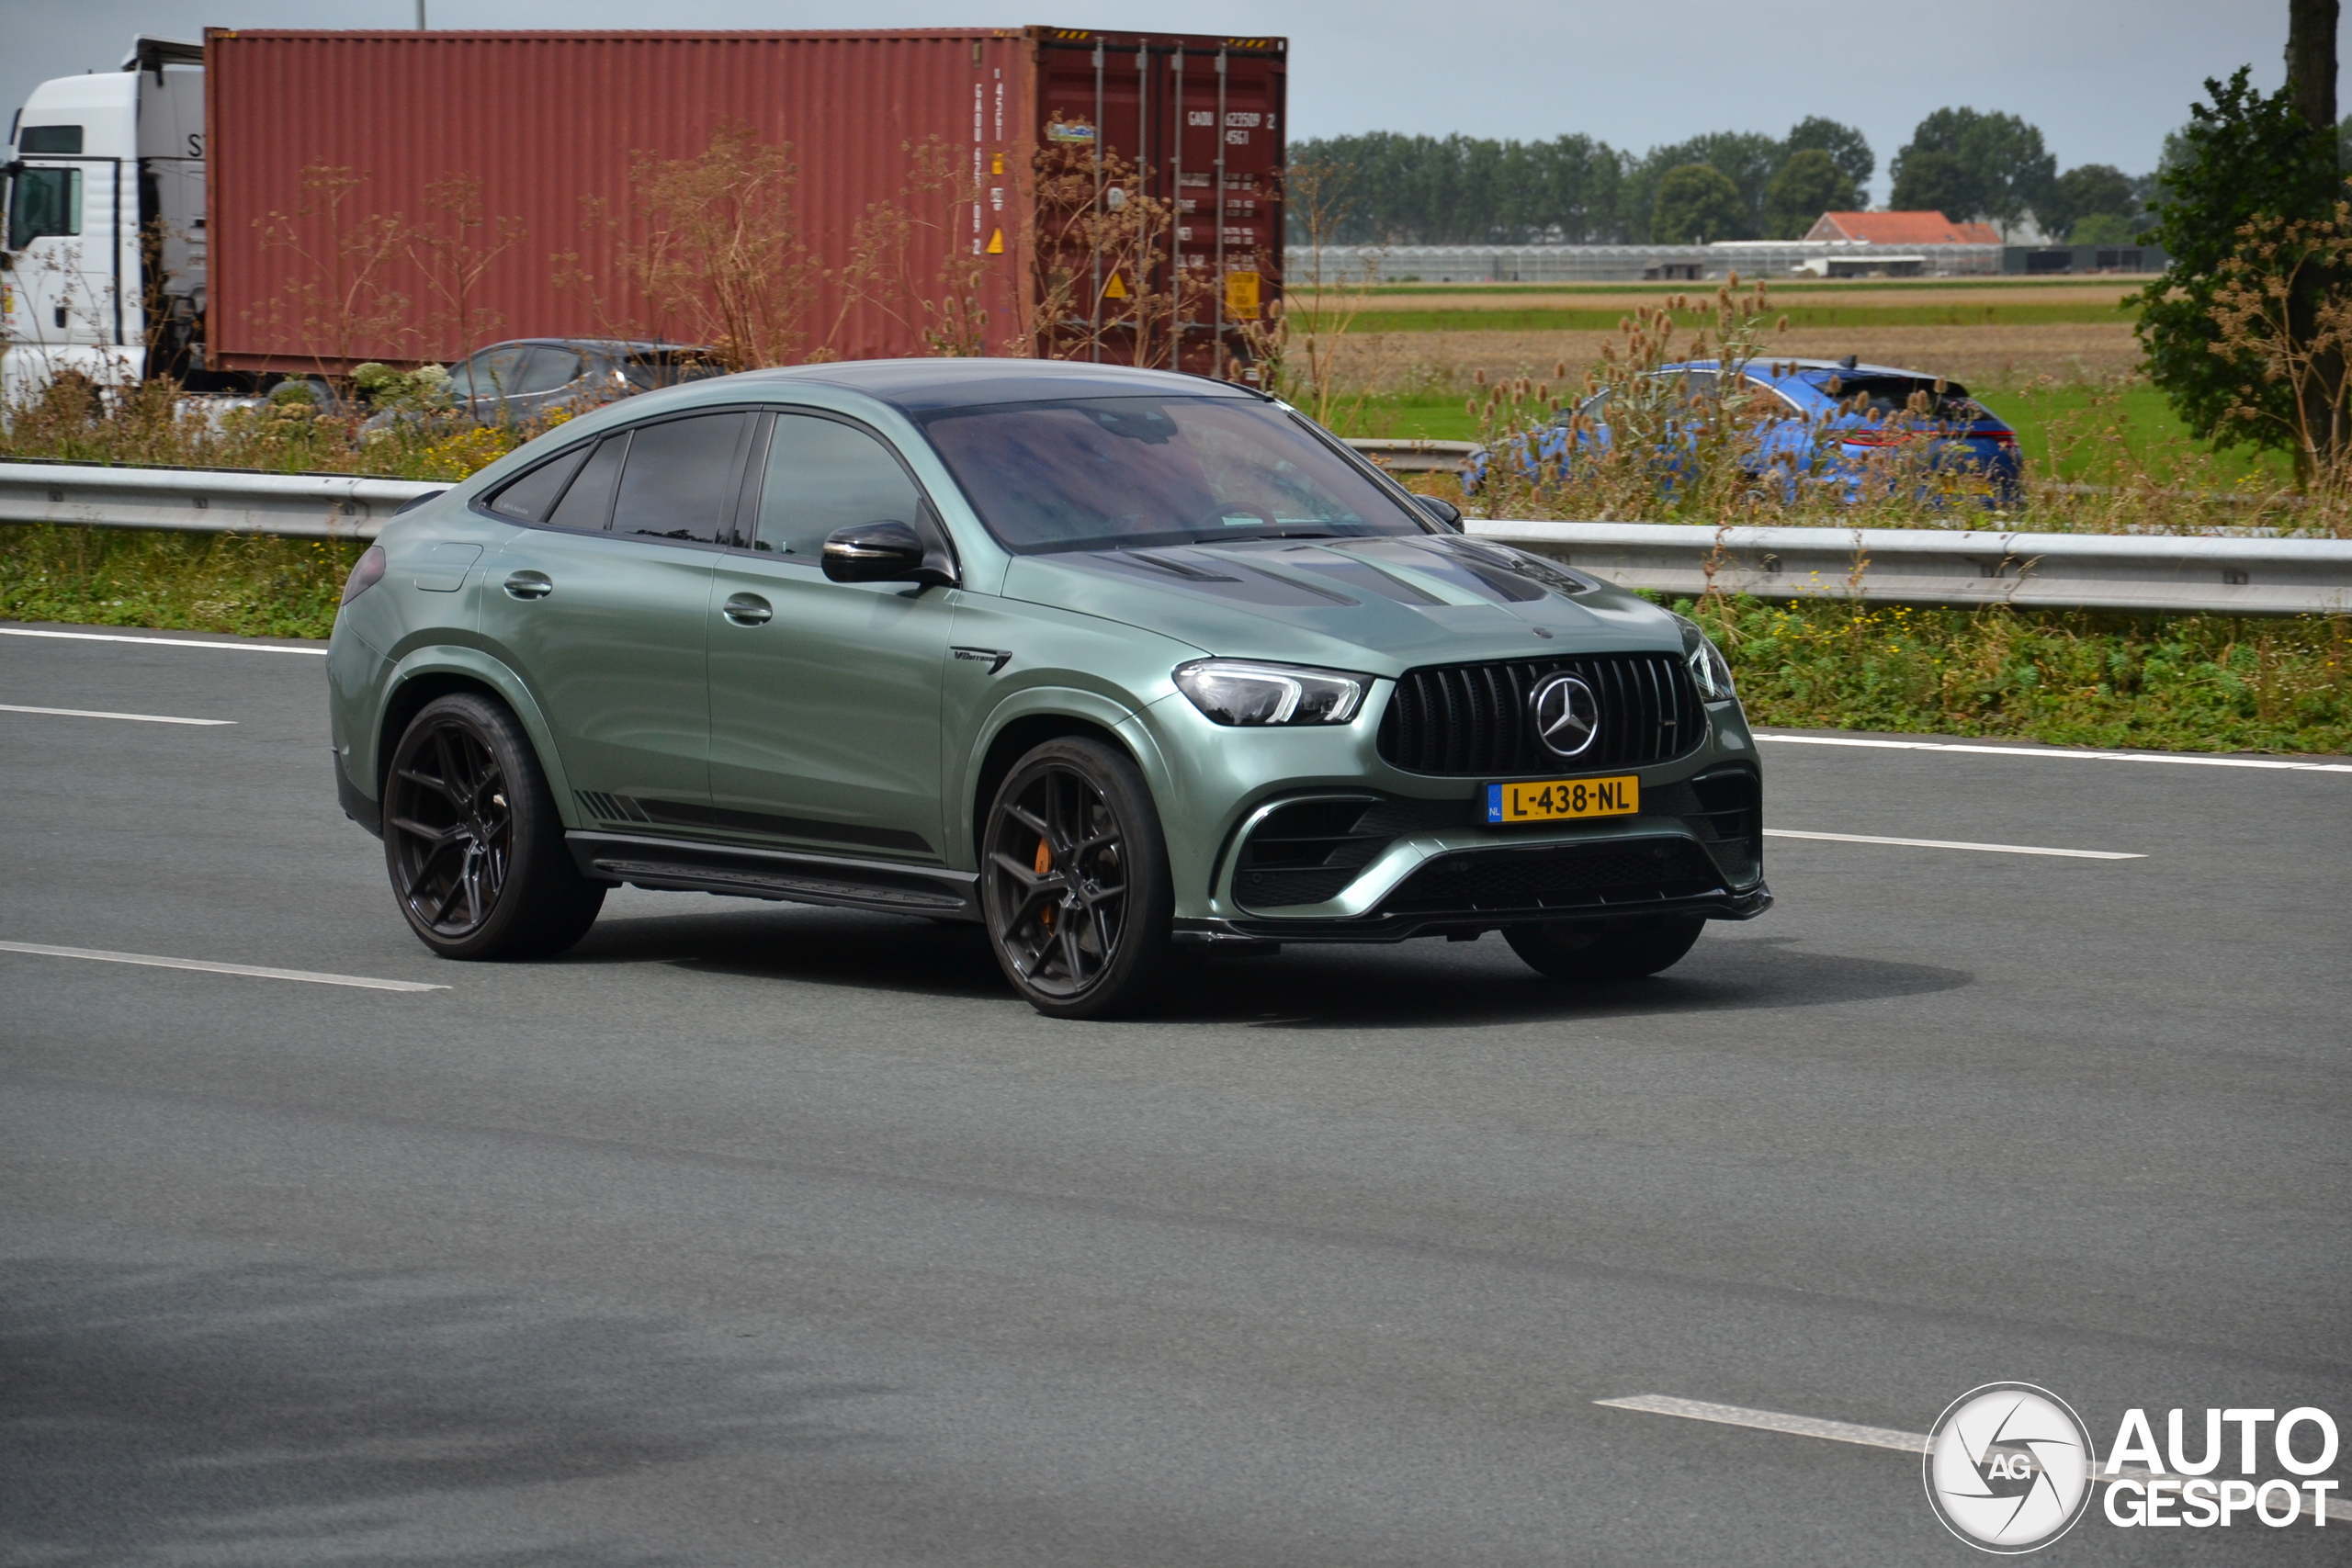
[999,533,1680,674]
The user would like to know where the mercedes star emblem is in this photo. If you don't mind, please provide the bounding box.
[1530,673,1600,758]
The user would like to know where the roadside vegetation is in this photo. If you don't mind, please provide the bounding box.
[3,517,2337,754]
[0,524,363,641]
[1680,596,2349,755]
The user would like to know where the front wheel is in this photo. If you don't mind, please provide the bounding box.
[381,693,604,960]
[980,738,1174,1019]
[1504,914,1704,982]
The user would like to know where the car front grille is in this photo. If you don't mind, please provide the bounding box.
[1379,837,1723,916]
[1375,652,1700,777]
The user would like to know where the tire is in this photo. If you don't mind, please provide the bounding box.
[380,692,604,960]
[1504,913,1704,982]
[980,738,1175,1019]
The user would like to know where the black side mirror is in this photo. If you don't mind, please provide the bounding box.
[820,519,956,587]
[1413,494,1464,531]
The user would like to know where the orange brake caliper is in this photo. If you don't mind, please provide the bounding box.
[1035,837,1055,926]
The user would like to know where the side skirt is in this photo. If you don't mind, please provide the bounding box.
[567,831,980,922]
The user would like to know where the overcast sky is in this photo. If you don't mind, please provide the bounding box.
[4,0,2313,199]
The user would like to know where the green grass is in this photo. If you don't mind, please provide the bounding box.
[1987,385,2295,491]
[0,525,363,640]
[1687,596,2350,756]
[1297,301,2138,334]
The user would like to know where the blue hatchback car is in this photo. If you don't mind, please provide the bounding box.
[1468,356,2023,506]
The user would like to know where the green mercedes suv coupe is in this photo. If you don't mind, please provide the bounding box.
[329,359,1769,1017]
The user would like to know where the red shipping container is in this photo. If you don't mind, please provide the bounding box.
[203,27,1286,376]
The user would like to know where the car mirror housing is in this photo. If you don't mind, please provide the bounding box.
[820,520,956,587]
[1412,494,1464,531]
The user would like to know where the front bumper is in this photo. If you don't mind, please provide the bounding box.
[1176,879,1771,946]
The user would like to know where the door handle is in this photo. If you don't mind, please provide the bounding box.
[722,592,773,626]
[503,571,553,600]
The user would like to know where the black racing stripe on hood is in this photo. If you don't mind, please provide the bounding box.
[1077,549,1352,608]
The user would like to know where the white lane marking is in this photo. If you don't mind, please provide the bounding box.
[0,941,447,993]
[0,627,327,656]
[1600,1395,2352,1521]
[1758,732,2352,774]
[1764,829,2143,860]
[0,703,233,727]
[1598,1393,1925,1452]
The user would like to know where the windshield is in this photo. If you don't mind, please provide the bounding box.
[917,396,1429,554]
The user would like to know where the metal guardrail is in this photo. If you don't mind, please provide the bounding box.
[3,457,2348,615]
[1471,520,2352,616]
[0,459,440,542]
[1341,437,1482,473]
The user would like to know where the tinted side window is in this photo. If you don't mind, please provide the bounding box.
[448,345,526,401]
[513,346,586,395]
[20,126,84,154]
[612,413,752,543]
[7,167,82,247]
[753,413,926,559]
[486,442,593,523]
[547,434,628,530]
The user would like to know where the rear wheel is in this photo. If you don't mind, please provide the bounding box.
[1504,914,1704,982]
[980,739,1174,1019]
[381,693,604,960]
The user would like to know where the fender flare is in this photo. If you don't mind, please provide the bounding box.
[375,643,580,824]
[951,683,1169,867]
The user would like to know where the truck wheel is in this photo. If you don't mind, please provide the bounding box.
[381,693,604,960]
[980,738,1174,1020]
[1504,914,1704,982]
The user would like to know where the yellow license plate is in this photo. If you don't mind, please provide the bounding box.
[1486,774,1639,825]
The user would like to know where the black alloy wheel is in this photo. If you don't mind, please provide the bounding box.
[981,738,1174,1019]
[1504,913,1705,982]
[382,693,605,960]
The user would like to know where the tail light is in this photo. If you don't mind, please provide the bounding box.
[1840,429,1916,448]
[340,544,388,604]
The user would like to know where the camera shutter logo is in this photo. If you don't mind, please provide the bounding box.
[1529,673,1600,758]
[1925,1383,2097,1553]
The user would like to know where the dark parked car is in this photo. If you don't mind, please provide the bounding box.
[360,339,722,432]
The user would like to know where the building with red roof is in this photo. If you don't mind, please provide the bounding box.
[1803,211,2003,245]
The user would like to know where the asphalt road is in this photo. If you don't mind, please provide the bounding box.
[3,620,2346,1567]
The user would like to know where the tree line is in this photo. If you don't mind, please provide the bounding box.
[1288,110,2151,246]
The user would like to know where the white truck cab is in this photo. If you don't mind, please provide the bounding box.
[3,37,206,408]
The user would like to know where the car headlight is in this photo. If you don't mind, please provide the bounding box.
[1676,617,1736,700]
[1173,660,1366,726]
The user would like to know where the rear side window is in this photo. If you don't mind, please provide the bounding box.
[485,442,593,523]
[752,412,926,558]
[7,167,82,247]
[1823,375,1984,421]
[547,434,628,530]
[612,413,753,542]
[19,126,84,154]
[512,346,586,395]
[448,345,527,401]
[622,354,721,392]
